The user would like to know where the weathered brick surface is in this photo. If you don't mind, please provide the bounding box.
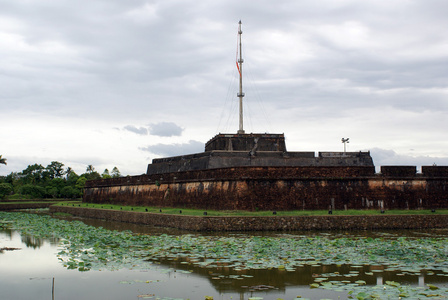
[84,166,448,211]
[422,166,448,177]
[88,166,375,189]
[380,166,416,177]
[84,167,448,210]
[50,206,448,231]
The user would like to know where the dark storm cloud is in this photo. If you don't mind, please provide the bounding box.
[140,140,203,157]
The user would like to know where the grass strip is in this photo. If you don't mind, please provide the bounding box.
[55,202,448,217]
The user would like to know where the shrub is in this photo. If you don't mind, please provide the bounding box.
[60,186,80,199]
[0,183,13,199]
[46,187,59,198]
[19,184,46,199]
[6,194,32,200]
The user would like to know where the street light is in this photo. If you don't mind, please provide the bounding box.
[341,138,350,153]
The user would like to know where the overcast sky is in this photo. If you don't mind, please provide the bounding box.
[1,0,448,176]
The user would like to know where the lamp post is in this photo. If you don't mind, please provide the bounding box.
[341,138,349,153]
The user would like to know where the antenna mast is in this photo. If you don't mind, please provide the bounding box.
[237,20,245,134]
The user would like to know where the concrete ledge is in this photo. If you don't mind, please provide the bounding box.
[50,206,448,231]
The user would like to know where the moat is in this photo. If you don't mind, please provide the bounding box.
[1,210,448,299]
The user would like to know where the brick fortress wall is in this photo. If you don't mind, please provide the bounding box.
[83,166,448,211]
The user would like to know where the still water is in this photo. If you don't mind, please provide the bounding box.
[1,212,448,300]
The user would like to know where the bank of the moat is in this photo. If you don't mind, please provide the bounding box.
[50,205,448,231]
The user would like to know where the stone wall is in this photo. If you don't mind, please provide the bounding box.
[147,151,374,175]
[146,151,374,175]
[205,133,287,152]
[0,203,56,210]
[50,206,448,231]
[422,166,448,177]
[84,166,448,211]
[381,166,416,177]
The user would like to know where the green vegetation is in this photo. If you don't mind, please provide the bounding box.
[56,202,448,216]
[0,183,13,199]
[4,194,33,200]
[0,155,6,166]
[0,161,121,200]
[1,211,448,299]
[0,200,80,205]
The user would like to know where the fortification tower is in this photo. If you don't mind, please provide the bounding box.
[146,21,374,175]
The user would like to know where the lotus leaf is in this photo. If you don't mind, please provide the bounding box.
[2,212,448,299]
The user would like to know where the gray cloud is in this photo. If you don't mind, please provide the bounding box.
[2,1,448,122]
[123,125,148,135]
[123,122,183,136]
[2,0,448,175]
[140,140,203,157]
[370,148,448,173]
[148,122,183,137]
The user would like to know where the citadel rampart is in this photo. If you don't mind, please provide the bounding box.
[84,165,448,211]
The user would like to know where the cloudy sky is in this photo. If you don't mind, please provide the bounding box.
[1,0,448,176]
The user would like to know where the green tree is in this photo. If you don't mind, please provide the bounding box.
[46,161,65,179]
[76,177,88,191]
[20,164,46,184]
[83,171,101,181]
[65,167,75,179]
[3,172,20,192]
[86,165,95,173]
[111,166,121,178]
[0,183,13,199]
[0,155,6,166]
[102,169,111,179]
[19,184,46,199]
[60,186,79,199]
[66,171,79,187]
[46,178,66,198]
[46,187,59,198]
[3,172,18,185]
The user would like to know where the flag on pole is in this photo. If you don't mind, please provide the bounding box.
[236,61,241,77]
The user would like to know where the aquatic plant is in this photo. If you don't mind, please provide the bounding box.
[1,211,448,299]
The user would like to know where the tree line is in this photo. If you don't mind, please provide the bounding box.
[0,156,120,200]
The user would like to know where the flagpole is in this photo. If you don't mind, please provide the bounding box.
[237,20,245,134]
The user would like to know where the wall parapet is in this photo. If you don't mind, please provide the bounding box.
[88,166,376,188]
[422,166,448,177]
[380,166,416,177]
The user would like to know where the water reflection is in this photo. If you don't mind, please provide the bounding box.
[153,256,444,293]
[2,212,448,299]
[20,235,45,249]
[0,229,58,249]
[52,215,448,288]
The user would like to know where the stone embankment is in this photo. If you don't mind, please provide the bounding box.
[0,203,56,211]
[50,206,448,231]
